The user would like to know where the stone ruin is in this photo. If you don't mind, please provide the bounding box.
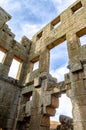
[0,0,86,130]
[57,115,73,130]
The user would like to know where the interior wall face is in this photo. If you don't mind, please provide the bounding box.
[0,0,86,130]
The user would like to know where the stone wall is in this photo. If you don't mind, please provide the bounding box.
[0,77,21,129]
[0,0,86,130]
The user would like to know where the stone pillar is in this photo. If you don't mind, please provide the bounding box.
[66,33,80,59]
[1,50,14,78]
[18,59,29,84]
[66,32,86,130]
[39,48,50,73]
[28,89,50,130]
[70,70,86,130]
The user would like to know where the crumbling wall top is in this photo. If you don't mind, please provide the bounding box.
[0,7,11,29]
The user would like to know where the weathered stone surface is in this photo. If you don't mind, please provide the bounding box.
[0,78,21,129]
[57,115,73,130]
[0,0,86,130]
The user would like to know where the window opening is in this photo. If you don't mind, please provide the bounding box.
[8,57,22,79]
[79,35,86,45]
[71,1,83,14]
[50,41,69,82]
[36,31,43,41]
[51,16,61,29]
[23,91,33,104]
[0,49,6,63]
[33,61,39,71]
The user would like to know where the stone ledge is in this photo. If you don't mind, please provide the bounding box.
[0,76,23,88]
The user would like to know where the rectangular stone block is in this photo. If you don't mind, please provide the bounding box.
[25,101,32,116]
[64,73,70,84]
[73,106,86,121]
[51,95,59,108]
[43,95,51,106]
[34,77,41,87]
[29,115,42,129]
[69,58,82,72]
[46,106,56,116]
[22,85,34,95]
[71,80,86,96]
[77,95,86,106]
[41,115,50,127]
[74,121,85,130]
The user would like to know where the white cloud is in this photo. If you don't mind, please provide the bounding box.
[21,23,44,39]
[50,48,67,61]
[0,0,77,41]
[50,63,69,82]
[51,0,77,14]
[0,0,10,5]
[0,0,22,12]
[53,0,62,4]
[7,21,44,41]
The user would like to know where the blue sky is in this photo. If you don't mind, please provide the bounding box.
[0,0,76,40]
[0,0,79,121]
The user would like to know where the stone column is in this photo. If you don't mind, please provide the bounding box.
[39,48,50,73]
[29,89,50,130]
[70,70,86,130]
[66,32,86,130]
[18,59,29,85]
[1,50,14,78]
[66,33,80,58]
